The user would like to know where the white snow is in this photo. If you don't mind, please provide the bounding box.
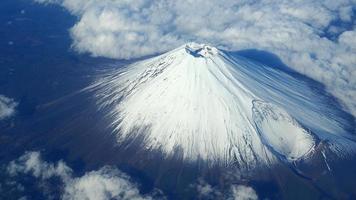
[90,42,355,167]
[252,100,315,161]
[321,150,332,172]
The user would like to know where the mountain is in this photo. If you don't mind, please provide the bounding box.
[89,43,355,168]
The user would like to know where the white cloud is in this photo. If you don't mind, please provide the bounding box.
[7,152,259,200]
[7,151,161,200]
[195,180,222,198]
[230,185,258,200]
[35,0,356,116]
[63,167,153,200]
[7,151,72,182]
[194,180,258,200]
[339,30,356,50]
[0,95,17,120]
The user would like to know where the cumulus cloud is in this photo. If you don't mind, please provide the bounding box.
[195,180,258,200]
[195,180,222,199]
[0,95,17,120]
[230,185,258,200]
[63,167,153,200]
[7,151,72,182]
[35,0,356,116]
[7,152,259,200]
[6,151,161,200]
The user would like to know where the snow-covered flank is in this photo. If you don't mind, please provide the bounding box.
[252,100,315,161]
[91,43,355,167]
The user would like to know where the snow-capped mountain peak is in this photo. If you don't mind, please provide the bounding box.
[184,42,219,58]
[91,43,355,167]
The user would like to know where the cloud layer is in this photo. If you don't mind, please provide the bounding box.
[6,152,259,199]
[7,151,159,200]
[0,95,17,120]
[35,0,356,116]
